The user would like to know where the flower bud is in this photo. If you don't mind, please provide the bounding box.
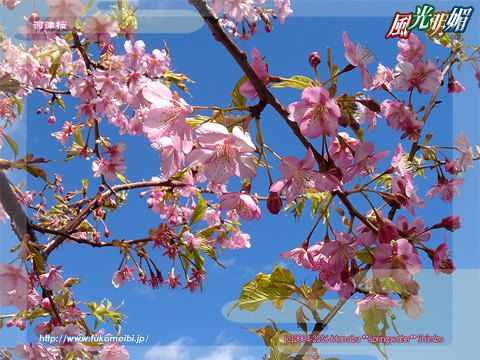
[16,320,26,330]
[36,108,42,115]
[265,23,272,33]
[405,279,420,296]
[47,114,56,124]
[98,185,106,192]
[6,318,15,327]
[29,12,40,23]
[378,223,399,243]
[380,192,402,209]
[444,160,457,175]
[44,107,50,115]
[95,208,102,217]
[440,258,456,274]
[308,52,321,68]
[104,229,110,238]
[432,215,461,232]
[475,70,480,82]
[338,113,349,127]
[267,191,282,215]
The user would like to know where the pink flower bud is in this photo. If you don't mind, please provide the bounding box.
[445,160,457,175]
[104,229,110,238]
[29,12,40,23]
[98,185,106,192]
[432,215,461,232]
[475,70,480,82]
[267,191,282,215]
[44,107,50,115]
[378,223,399,243]
[95,208,102,217]
[6,318,14,327]
[16,320,26,330]
[41,298,52,310]
[265,23,272,33]
[36,108,42,114]
[308,52,321,68]
[47,114,56,124]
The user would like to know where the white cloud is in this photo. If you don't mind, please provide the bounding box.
[194,344,255,360]
[144,337,192,360]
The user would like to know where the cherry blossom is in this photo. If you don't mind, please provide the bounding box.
[373,238,423,284]
[275,0,293,24]
[0,263,29,295]
[342,31,375,90]
[112,264,136,288]
[319,231,360,273]
[39,265,64,293]
[270,148,317,203]
[396,34,425,63]
[370,63,394,91]
[454,132,474,171]
[354,293,399,317]
[224,0,259,22]
[98,343,130,360]
[142,81,194,153]
[187,123,256,183]
[239,48,269,100]
[353,95,379,132]
[219,192,261,221]
[45,0,84,28]
[343,141,389,183]
[83,11,119,44]
[426,177,465,203]
[403,295,424,319]
[51,323,84,352]
[287,86,341,138]
[392,59,442,94]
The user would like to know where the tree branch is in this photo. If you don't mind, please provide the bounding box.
[0,170,38,244]
[187,0,325,167]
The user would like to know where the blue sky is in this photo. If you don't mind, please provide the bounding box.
[1,0,480,359]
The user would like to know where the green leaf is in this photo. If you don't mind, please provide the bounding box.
[268,75,314,90]
[362,308,380,336]
[0,74,21,94]
[190,193,206,226]
[270,265,295,285]
[191,248,205,270]
[356,248,375,264]
[81,0,95,16]
[11,96,24,115]
[199,243,225,268]
[243,325,277,347]
[330,64,339,85]
[230,75,248,108]
[196,225,222,239]
[0,131,18,157]
[117,173,128,184]
[26,165,47,181]
[295,306,309,334]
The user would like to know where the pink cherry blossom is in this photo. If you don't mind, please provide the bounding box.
[219,192,261,221]
[39,265,64,293]
[275,0,293,24]
[119,40,147,72]
[432,239,456,275]
[239,48,269,100]
[373,238,423,284]
[112,264,136,288]
[354,293,399,317]
[92,142,127,182]
[380,99,423,141]
[270,148,317,203]
[391,176,425,215]
[187,123,256,183]
[0,263,29,295]
[52,323,84,352]
[328,132,360,169]
[447,75,466,93]
[232,230,251,249]
[98,343,130,360]
[426,177,464,203]
[353,95,379,132]
[396,34,425,62]
[343,141,389,183]
[370,63,394,91]
[454,132,474,171]
[224,0,259,22]
[142,81,194,153]
[319,231,360,273]
[46,0,84,28]
[342,31,375,90]
[146,49,170,77]
[83,11,119,44]
[163,272,182,289]
[403,295,424,319]
[287,86,341,139]
[181,231,202,249]
[392,59,442,94]
[396,215,431,242]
